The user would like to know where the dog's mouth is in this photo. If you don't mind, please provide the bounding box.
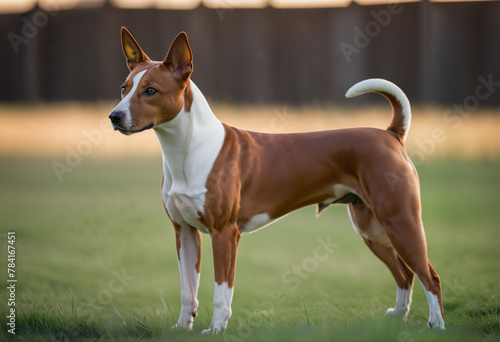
[113,123,154,135]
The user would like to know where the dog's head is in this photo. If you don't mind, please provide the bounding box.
[109,27,193,135]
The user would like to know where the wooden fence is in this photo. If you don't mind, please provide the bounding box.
[0,1,498,107]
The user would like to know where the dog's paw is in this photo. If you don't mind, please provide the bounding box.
[173,309,196,331]
[428,314,445,330]
[385,306,409,321]
[172,321,193,331]
[201,326,224,335]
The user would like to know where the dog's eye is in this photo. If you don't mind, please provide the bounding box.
[121,86,126,95]
[145,87,157,96]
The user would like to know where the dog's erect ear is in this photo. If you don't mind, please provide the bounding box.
[163,32,193,83]
[121,27,150,71]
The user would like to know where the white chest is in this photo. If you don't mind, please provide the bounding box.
[153,81,226,233]
[164,189,209,233]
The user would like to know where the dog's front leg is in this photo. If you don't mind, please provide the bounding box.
[172,222,202,331]
[202,223,241,334]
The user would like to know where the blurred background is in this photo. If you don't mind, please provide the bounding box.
[0,0,498,159]
[0,1,499,340]
[0,0,498,105]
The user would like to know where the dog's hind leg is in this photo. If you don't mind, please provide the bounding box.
[364,184,445,329]
[348,204,414,320]
[383,218,444,329]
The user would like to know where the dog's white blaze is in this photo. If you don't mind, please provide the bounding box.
[416,275,445,329]
[386,286,413,319]
[345,78,411,142]
[202,282,233,334]
[113,69,147,128]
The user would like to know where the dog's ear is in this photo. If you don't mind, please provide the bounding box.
[163,32,193,84]
[121,27,150,71]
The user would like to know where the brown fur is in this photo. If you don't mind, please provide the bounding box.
[113,28,444,331]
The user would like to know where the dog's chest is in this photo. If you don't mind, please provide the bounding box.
[164,189,209,233]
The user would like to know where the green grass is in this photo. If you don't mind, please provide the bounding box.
[0,156,498,341]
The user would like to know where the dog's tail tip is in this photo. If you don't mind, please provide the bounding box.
[345,78,411,143]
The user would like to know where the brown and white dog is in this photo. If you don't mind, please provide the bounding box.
[109,28,445,334]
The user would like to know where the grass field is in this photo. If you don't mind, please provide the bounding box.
[0,104,498,341]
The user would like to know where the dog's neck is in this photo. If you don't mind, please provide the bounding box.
[154,80,225,196]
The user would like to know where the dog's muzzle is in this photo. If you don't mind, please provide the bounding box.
[109,111,125,126]
[109,110,154,135]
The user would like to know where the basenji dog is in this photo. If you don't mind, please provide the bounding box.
[109,28,445,334]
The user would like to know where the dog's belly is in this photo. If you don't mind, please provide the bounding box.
[239,213,289,234]
[238,184,358,234]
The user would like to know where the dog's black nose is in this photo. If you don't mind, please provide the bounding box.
[109,111,125,124]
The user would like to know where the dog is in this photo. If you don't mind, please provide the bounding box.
[109,28,445,334]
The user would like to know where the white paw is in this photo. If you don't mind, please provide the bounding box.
[172,309,197,331]
[201,326,223,335]
[428,313,445,330]
[201,311,229,335]
[427,298,445,330]
[172,322,192,331]
[386,306,409,321]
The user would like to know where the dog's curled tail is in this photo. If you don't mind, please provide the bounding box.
[345,78,411,143]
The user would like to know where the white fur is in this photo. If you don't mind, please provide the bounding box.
[347,205,368,239]
[333,184,353,198]
[154,80,226,333]
[155,80,225,233]
[202,282,234,335]
[173,224,201,330]
[416,275,445,329]
[345,78,411,142]
[241,213,291,234]
[113,69,147,130]
[386,286,413,320]
[348,205,393,247]
[318,184,356,212]
[242,213,271,233]
[407,161,414,173]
